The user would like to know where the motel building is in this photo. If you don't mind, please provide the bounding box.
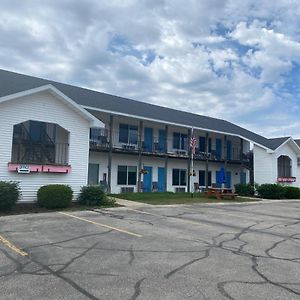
[1,69,300,201]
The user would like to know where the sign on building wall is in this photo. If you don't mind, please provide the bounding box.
[277,177,296,182]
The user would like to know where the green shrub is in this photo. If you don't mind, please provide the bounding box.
[256,184,286,199]
[0,181,20,211]
[37,184,73,209]
[234,183,255,196]
[78,185,109,206]
[284,186,300,199]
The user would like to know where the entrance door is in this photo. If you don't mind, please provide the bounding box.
[158,167,165,192]
[158,129,166,153]
[144,128,153,152]
[143,166,152,192]
[226,171,231,188]
[88,164,99,185]
[240,172,246,184]
[227,140,232,160]
[216,170,222,188]
[216,138,222,159]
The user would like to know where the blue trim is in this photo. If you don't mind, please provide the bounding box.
[143,166,152,192]
[158,167,165,192]
[144,127,153,152]
[216,138,222,159]
[158,129,166,153]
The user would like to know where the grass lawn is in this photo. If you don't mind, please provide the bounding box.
[110,192,258,205]
[0,201,120,217]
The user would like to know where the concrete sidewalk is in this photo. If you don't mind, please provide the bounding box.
[109,196,153,207]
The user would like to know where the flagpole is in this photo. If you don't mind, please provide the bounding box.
[191,127,194,193]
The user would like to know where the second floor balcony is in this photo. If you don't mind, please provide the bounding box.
[89,127,251,164]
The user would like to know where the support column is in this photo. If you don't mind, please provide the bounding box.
[107,115,113,193]
[205,132,209,190]
[164,125,169,192]
[187,128,191,193]
[240,138,244,174]
[224,135,228,172]
[137,120,143,192]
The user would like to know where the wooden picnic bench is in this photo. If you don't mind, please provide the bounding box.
[205,187,238,200]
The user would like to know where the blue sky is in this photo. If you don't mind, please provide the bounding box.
[1,0,300,138]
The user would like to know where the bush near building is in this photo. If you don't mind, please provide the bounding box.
[37,184,73,209]
[0,181,20,211]
[257,184,287,199]
[284,186,300,199]
[78,185,111,206]
[234,183,255,196]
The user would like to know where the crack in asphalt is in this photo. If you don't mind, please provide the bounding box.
[1,202,300,299]
[130,277,146,300]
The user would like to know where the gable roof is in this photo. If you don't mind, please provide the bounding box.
[295,139,300,147]
[267,137,291,150]
[0,83,103,127]
[0,68,289,150]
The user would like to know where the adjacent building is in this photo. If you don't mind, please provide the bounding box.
[0,69,299,201]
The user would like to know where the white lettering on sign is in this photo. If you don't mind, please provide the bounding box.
[17,165,30,174]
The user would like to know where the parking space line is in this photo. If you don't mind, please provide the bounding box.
[0,235,28,257]
[59,212,142,238]
[126,208,213,228]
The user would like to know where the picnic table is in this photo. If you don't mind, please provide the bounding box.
[205,187,237,200]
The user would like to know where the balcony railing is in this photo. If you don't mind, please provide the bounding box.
[89,129,251,164]
[11,142,69,165]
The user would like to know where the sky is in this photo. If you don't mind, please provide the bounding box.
[1,0,300,138]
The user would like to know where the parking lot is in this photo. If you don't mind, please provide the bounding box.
[1,200,300,300]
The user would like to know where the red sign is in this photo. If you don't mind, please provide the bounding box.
[277,177,296,182]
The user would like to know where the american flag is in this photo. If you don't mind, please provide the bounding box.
[190,136,197,155]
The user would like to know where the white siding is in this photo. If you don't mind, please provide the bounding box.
[0,91,90,201]
[254,142,300,187]
[89,152,248,193]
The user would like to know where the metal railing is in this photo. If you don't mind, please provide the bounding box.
[11,142,69,165]
[89,128,250,162]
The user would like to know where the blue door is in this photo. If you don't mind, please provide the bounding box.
[216,171,222,188]
[143,166,152,192]
[158,129,166,153]
[216,138,222,159]
[240,172,246,184]
[227,140,232,160]
[158,167,165,192]
[144,128,153,152]
[199,136,206,152]
[226,171,231,188]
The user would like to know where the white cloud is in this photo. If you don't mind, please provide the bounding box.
[0,0,300,137]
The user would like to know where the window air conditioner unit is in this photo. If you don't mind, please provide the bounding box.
[121,187,134,193]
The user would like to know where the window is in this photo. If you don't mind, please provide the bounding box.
[173,132,187,150]
[11,120,69,165]
[119,124,138,144]
[117,166,137,185]
[278,155,292,177]
[172,169,187,186]
[199,170,212,186]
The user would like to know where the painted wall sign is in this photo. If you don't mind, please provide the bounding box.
[8,163,71,174]
[277,177,296,182]
[17,164,30,173]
